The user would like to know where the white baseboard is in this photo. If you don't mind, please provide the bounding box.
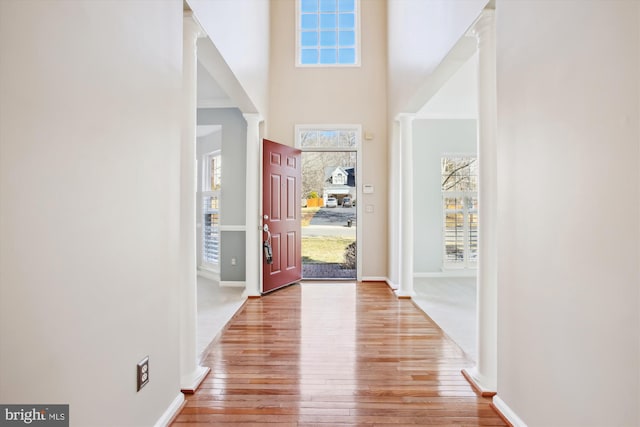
[414,270,477,278]
[361,276,387,282]
[220,281,246,288]
[492,396,528,427]
[153,393,185,427]
[384,278,398,290]
[363,277,398,290]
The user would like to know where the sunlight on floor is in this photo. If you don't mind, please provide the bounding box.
[195,275,476,363]
[196,276,245,359]
[412,276,477,361]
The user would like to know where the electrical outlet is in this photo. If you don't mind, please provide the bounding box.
[137,356,149,391]
[231,257,237,266]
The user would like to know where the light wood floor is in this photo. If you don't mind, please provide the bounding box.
[172,282,505,426]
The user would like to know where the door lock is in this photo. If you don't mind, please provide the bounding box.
[263,224,272,264]
[263,240,273,264]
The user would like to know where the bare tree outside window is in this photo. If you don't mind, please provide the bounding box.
[441,157,477,192]
[302,151,356,197]
[441,156,478,268]
[300,129,357,149]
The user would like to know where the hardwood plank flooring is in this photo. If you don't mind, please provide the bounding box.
[172,282,505,426]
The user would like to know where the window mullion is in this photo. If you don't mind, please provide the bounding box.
[298,0,358,66]
[463,198,469,267]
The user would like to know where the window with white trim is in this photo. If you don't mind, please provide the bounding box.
[296,124,360,279]
[202,151,221,268]
[297,128,358,149]
[297,0,359,66]
[442,156,478,268]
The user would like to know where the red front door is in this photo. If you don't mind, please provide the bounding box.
[262,139,302,293]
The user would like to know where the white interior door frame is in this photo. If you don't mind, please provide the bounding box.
[295,124,363,281]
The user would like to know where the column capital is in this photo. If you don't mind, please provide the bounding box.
[468,9,495,41]
[395,113,416,123]
[242,113,264,124]
[183,12,204,40]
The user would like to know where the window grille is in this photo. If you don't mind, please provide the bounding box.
[201,152,221,268]
[441,156,478,268]
[298,0,359,66]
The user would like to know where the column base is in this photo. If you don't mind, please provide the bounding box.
[385,278,399,291]
[462,367,496,397]
[394,289,415,299]
[242,288,261,299]
[180,366,210,394]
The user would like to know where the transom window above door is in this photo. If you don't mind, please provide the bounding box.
[296,127,360,149]
[297,0,360,66]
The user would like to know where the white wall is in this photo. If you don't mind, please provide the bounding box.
[197,109,247,282]
[187,0,270,115]
[387,0,487,116]
[197,109,247,226]
[413,120,477,273]
[417,52,478,120]
[496,1,640,425]
[0,2,183,425]
[268,0,388,279]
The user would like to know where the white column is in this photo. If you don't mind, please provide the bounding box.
[179,13,209,392]
[243,113,263,298]
[463,9,498,395]
[387,121,401,290]
[396,114,416,298]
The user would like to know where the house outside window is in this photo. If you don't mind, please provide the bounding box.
[202,151,221,268]
[296,126,360,205]
[441,156,478,269]
[297,0,360,66]
[323,166,355,204]
[331,169,347,185]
